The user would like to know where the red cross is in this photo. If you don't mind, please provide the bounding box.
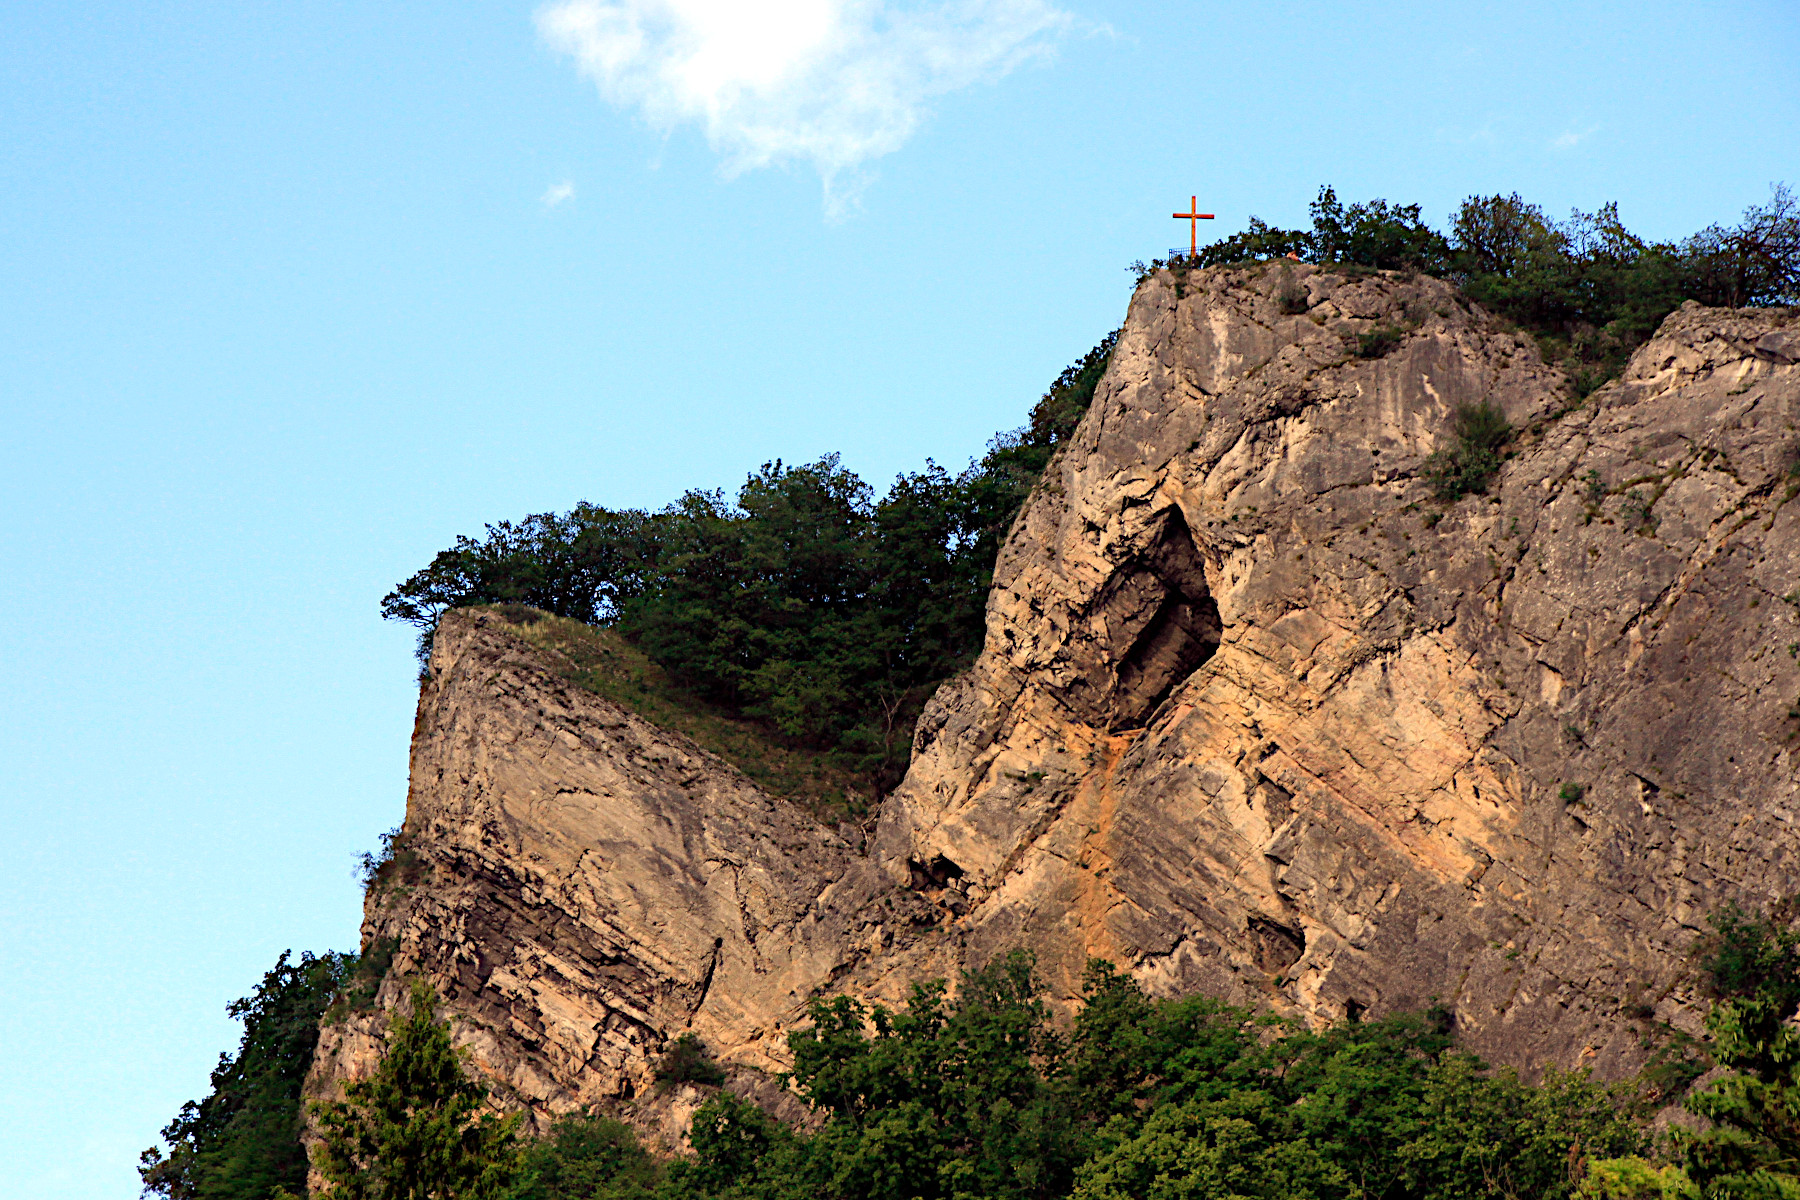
[1172,196,1215,257]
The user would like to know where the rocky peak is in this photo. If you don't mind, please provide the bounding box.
[308,266,1800,1142]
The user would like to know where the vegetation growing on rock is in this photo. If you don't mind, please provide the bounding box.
[1140,182,1799,387]
[140,951,355,1200]
[310,981,522,1200]
[145,892,1800,1200]
[381,331,1118,798]
[149,186,1800,1200]
[172,917,1800,1200]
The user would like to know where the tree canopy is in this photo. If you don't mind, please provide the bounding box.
[384,185,1794,801]
[310,981,521,1200]
[151,907,1800,1200]
[141,951,355,1200]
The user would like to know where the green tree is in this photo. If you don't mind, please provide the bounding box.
[771,950,1078,1200]
[380,505,656,668]
[655,954,1651,1200]
[379,334,1120,795]
[510,1114,659,1200]
[1679,184,1800,309]
[1402,1054,1641,1200]
[1680,906,1800,1198]
[664,1091,793,1199]
[1071,1090,1348,1200]
[141,949,354,1200]
[1307,186,1452,272]
[311,980,522,1200]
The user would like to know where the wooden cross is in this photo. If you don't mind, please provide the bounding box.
[1172,196,1215,257]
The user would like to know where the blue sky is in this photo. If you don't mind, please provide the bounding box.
[2,1,1794,1194]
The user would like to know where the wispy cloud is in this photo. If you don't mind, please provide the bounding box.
[536,0,1073,214]
[1551,125,1599,151]
[542,180,578,207]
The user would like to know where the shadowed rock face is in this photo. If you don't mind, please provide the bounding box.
[308,266,1800,1142]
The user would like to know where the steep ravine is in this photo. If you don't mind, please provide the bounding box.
[307,265,1800,1148]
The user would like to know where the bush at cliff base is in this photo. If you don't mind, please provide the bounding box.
[310,980,522,1200]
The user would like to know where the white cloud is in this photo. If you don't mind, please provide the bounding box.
[536,0,1073,212]
[1551,125,1599,151]
[542,180,578,206]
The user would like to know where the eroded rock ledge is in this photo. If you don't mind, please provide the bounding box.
[308,267,1800,1142]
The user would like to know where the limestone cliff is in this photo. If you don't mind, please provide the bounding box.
[308,266,1800,1138]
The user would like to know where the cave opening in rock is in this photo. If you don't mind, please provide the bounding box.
[1105,506,1222,730]
[908,854,965,892]
[1248,915,1306,974]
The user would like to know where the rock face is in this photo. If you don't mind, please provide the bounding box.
[308,266,1800,1139]
[304,611,899,1147]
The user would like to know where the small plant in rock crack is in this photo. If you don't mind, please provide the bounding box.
[1580,469,1607,524]
[1560,782,1586,802]
[1424,398,1513,500]
[357,827,424,894]
[1355,324,1406,358]
[1620,489,1659,534]
[324,937,399,1024]
[1276,274,1309,314]
[1570,366,1610,402]
[656,1033,726,1087]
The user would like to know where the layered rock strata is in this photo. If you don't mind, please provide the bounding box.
[308,267,1800,1139]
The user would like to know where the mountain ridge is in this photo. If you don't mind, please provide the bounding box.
[306,264,1800,1160]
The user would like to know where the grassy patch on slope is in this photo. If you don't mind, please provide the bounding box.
[480,605,873,822]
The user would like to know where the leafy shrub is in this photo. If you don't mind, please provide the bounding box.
[1163,183,1798,392]
[513,1114,660,1200]
[1621,490,1660,534]
[324,936,398,1023]
[380,506,656,673]
[1674,905,1800,1197]
[1277,274,1310,314]
[356,826,423,893]
[1581,1157,1697,1200]
[650,952,1642,1200]
[1424,399,1513,500]
[1356,324,1406,358]
[655,1033,726,1087]
[1309,186,1451,271]
[1561,782,1586,802]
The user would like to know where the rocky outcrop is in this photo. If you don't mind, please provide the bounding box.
[304,611,903,1148]
[308,266,1800,1138]
[878,270,1800,1078]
